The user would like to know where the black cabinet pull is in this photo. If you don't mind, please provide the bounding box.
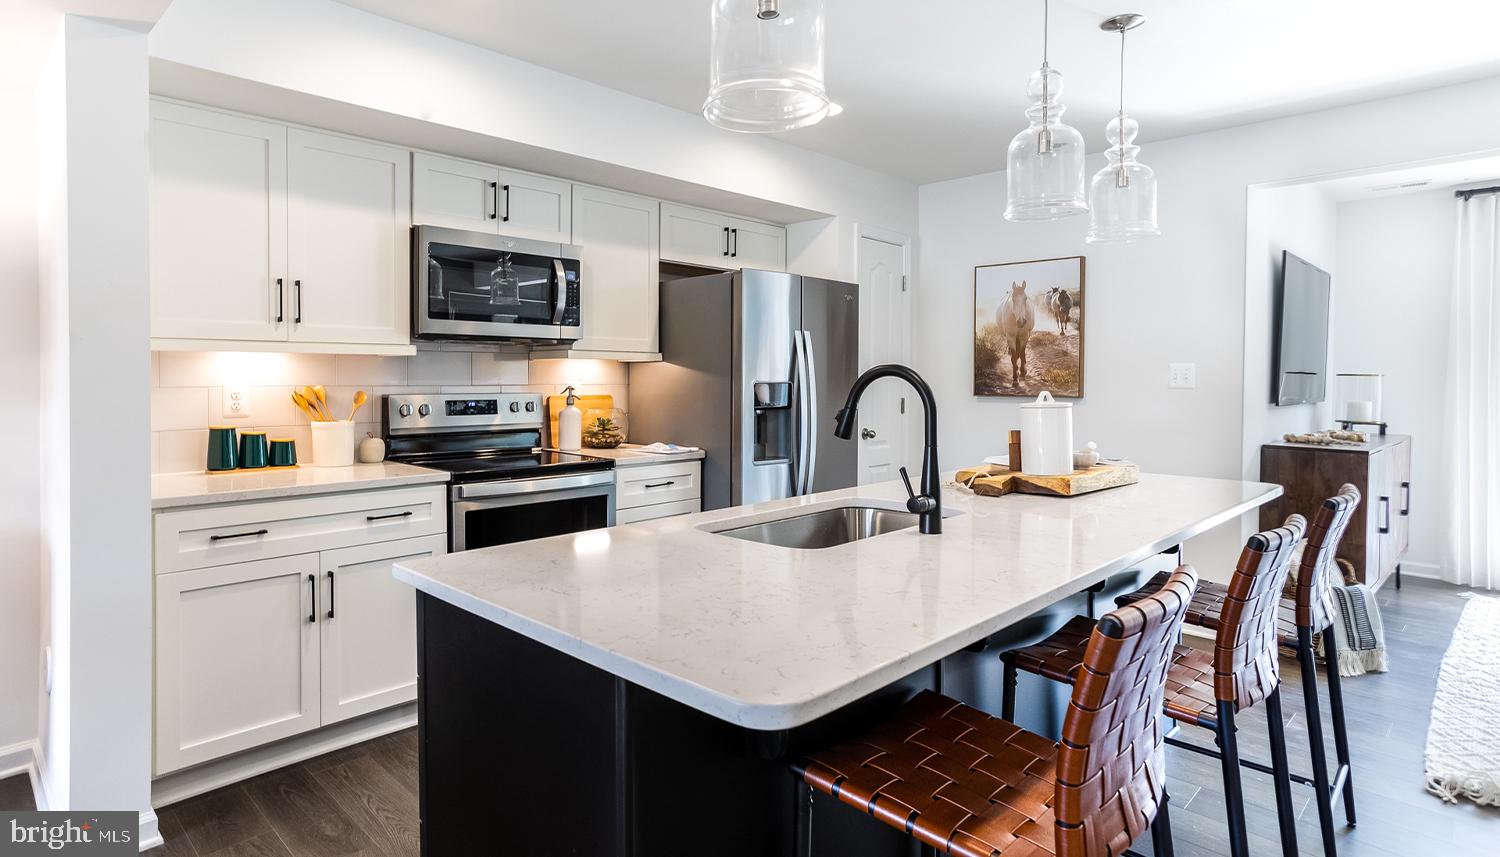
[293,279,303,324]
[307,574,316,624]
[1378,496,1391,534]
[730,228,738,258]
[210,528,269,542]
[644,480,676,489]
[501,185,511,222]
[275,277,284,323]
[326,571,336,619]
[366,511,414,522]
[722,226,730,257]
[1401,481,1410,516]
[489,181,498,220]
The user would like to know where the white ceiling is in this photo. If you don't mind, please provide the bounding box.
[339,0,1500,185]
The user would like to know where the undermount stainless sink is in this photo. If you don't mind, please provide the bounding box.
[711,505,922,550]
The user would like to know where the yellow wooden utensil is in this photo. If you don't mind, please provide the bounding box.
[291,390,321,422]
[298,386,329,421]
[347,390,368,422]
[312,385,331,419]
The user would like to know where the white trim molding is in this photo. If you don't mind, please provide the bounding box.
[138,809,162,852]
[0,739,46,814]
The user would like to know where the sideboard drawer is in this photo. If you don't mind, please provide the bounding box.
[154,485,447,573]
[616,461,701,510]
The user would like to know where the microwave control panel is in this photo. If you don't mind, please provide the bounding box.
[561,268,581,327]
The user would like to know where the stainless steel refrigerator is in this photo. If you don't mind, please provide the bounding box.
[630,269,859,510]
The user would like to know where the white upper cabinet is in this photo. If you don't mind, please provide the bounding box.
[150,102,288,341]
[412,152,572,244]
[660,202,786,272]
[571,185,660,355]
[286,129,411,347]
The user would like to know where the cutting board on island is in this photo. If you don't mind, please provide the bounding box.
[546,394,613,447]
[955,461,1140,497]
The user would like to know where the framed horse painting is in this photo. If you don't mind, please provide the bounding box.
[973,256,1084,397]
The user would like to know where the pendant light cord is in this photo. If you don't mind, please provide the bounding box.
[1037,0,1052,152]
[1115,27,1128,187]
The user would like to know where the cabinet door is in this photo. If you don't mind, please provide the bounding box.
[1366,448,1393,587]
[572,186,660,353]
[155,554,320,774]
[726,216,787,272]
[660,202,732,268]
[287,129,412,346]
[150,101,288,341]
[1390,439,1412,562]
[495,167,572,244]
[411,151,501,233]
[320,535,444,725]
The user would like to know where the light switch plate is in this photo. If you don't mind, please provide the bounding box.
[222,386,251,419]
[1168,363,1197,390]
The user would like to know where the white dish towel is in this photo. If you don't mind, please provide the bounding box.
[635,442,700,454]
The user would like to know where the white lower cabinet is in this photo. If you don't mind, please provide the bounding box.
[614,461,703,523]
[153,488,447,775]
[155,553,321,774]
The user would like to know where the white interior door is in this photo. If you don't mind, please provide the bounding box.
[320,535,443,725]
[857,234,912,485]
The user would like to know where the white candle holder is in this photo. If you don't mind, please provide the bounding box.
[1333,373,1386,434]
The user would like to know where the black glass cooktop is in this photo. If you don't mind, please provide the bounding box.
[395,449,613,484]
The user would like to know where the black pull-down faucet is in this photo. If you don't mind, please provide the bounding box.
[833,364,942,534]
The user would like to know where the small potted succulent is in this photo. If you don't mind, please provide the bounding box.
[582,409,627,449]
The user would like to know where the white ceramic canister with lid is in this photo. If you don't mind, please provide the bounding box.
[1019,391,1073,476]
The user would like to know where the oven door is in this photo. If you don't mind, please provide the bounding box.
[450,471,615,552]
[414,225,581,343]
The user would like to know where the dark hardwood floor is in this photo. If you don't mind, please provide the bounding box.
[1,577,1495,856]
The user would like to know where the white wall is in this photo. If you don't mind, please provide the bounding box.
[917,75,1500,578]
[35,15,155,838]
[1332,188,1462,575]
[146,0,919,284]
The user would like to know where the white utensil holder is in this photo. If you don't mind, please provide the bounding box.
[310,420,356,467]
[1019,391,1074,476]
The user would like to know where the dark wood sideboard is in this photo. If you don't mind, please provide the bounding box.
[1259,434,1411,589]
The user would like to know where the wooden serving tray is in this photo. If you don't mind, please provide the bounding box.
[955,461,1140,498]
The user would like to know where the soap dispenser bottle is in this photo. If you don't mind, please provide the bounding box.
[558,386,583,451]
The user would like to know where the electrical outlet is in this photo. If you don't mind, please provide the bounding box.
[1168,363,1197,390]
[222,386,251,419]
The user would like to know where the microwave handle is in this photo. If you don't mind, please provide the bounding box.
[551,259,567,324]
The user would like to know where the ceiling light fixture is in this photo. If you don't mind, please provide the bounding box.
[704,0,833,133]
[1005,0,1088,221]
[1087,13,1159,243]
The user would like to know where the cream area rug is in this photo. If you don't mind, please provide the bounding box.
[1425,594,1500,805]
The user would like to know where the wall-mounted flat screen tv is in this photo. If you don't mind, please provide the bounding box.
[1273,250,1331,405]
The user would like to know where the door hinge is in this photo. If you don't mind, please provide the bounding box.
[901,275,908,292]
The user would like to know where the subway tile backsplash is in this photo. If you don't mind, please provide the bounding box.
[150,350,629,474]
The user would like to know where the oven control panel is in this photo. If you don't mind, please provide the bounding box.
[385,393,543,434]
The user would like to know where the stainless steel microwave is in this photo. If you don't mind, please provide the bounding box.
[412,225,582,344]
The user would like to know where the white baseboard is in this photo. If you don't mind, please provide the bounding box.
[138,808,162,852]
[151,703,417,808]
[1400,561,1443,580]
[0,738,45,815]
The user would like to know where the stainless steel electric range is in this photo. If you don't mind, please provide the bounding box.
[382,393,615,552]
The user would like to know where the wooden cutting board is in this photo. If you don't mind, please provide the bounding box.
[955,461,1140,498]
[546,394,613,446]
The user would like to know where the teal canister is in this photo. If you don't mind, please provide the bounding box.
[268,438,298,468]
[238,430,270,469]
[206,426,239,471]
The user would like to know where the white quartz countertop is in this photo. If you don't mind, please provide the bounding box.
[542,444,706,467]
[152,462,449,509]
[393,472,1279,730]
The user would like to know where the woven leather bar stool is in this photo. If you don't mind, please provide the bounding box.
[1114,485,1361,857]
[790,565,1198,857]
[1001,518,1308,857]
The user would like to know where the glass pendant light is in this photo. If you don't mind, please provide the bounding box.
[1086,14,1159,243]
[704,0,832,133]
[1005,0,1088,221]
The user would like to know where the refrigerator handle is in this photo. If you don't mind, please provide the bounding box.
[793,329,812,495]
[801,330,819,496]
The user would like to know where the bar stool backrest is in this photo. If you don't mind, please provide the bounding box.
[1215,515,1307,712]
[1296,484,1362,632]
[1056,565,1198,857]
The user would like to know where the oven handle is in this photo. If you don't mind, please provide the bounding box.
[455,470,615,500]
[551,259,568,324]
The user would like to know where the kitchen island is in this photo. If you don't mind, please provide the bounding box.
[394,472,1279,856]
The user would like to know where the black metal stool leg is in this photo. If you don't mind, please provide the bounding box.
[793,776,813,857]
[1214,701,1251,857]
[1298,626,1338,857]
[1321,624,1357,826]
[1265,687,1299,857]
[1151,790,1176,857]
[1001,655,1018,722]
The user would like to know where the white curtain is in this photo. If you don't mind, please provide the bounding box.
[1445,191,1500,589]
